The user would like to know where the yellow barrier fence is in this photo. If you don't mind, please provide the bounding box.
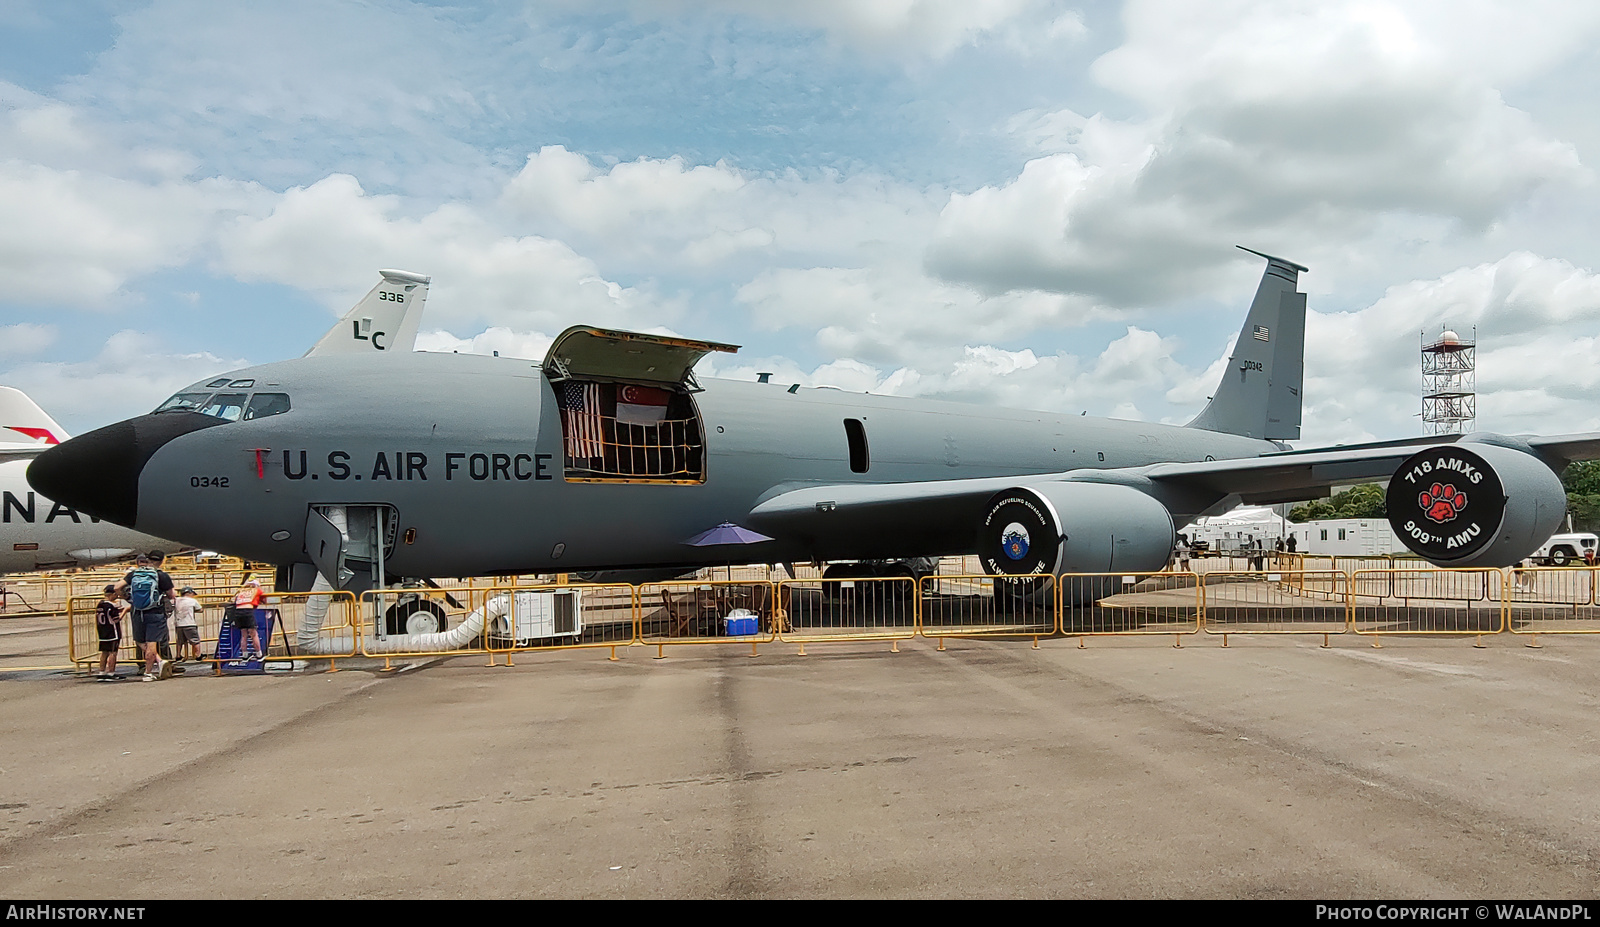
[268,590,361,665]
[1058,572,1201,645]
[356,586,491,665]
[1200,571,1350,645]
[1351,569,1503,644]
[640,579,778,655]
[917,573,1053,643]
[490,582,640,661]
[1504,566,1600,643]
[772,575,917,648]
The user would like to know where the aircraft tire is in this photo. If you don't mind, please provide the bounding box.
[385,599,447,636]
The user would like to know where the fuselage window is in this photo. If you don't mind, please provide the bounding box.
[155,392,212,413]
[844,418,870,473]
[244,393,292,420]
[197,393,249,422]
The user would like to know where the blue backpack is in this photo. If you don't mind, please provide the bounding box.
[129,567,162,611]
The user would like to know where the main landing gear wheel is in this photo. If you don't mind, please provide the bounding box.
[385,599,447,636]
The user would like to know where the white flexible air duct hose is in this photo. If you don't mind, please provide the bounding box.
[296,590,511,655]
[294,504,514,655]
[297,572,335,649]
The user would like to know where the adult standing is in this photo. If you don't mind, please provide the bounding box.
[115,553,175,681]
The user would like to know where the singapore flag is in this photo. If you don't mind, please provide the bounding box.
[616,384,672,425]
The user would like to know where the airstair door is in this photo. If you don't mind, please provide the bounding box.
[305,508,353,589]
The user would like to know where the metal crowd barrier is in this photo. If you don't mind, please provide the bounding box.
[641,580,779,656]
[1059,572,1201,645]
[1504,566,1600,644]
[1200,571,1350,645]
[775,575,917,647]
[1350,569,1503,644]
[63,565,1600,672]
[489,582,639,661]
[917,573,1053,644]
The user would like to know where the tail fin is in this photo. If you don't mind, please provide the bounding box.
[1187,247,1307,441]
[304,269,430,357]
[0,386,69,446]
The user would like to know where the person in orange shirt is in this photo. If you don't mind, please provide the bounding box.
[230,578,265,661]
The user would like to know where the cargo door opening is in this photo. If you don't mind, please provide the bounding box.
[544,325,739,484]
[556,380,707,482]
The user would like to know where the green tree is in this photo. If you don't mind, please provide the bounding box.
[1289,483,1387,522]
[1561,461,1600,532]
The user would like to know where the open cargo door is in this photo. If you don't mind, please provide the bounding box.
[542,327,739,484]
[543,326,738,387]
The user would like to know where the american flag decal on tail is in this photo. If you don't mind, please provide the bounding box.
[1253,325,1270,342]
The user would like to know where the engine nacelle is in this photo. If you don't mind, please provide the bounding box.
[1385,441,1566,568]
[977,482,1176,577]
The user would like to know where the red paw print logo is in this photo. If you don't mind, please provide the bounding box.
[1419,483,1467,524]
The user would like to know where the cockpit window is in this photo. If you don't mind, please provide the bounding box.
[155,389,291,421]
[155,392,212,413]
[198,393,249,422]
[243,393,291,420]
[205,378,231,388]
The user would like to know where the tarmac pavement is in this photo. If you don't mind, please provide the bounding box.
[1,628,1598,898]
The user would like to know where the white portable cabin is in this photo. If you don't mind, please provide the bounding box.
[1288,519,1404,556]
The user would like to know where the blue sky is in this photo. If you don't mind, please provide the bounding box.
[3,1,1600,444]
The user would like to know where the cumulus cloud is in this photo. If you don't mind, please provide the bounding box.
[619,0,1078,59]
[1288,252,1600,443]
[0,323,56,357]
[217,173,666,332]
[927,0,1591,306]
[736,264,1108,368]
[500,147,938,274]
[0,85,271,308]
[2,331,246,433]
[415,327,556,361]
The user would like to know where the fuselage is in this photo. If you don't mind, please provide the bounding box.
[29,351,1277,577]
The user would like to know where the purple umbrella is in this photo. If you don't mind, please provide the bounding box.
[684,522,774,546]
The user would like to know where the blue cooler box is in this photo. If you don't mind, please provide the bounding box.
[724,614,759,636]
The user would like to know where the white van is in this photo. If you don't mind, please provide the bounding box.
[1530,533,1599,566]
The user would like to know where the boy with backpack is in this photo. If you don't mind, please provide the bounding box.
[115,553,175,681]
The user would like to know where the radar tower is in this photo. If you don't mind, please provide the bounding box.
[1421,327,1476,435]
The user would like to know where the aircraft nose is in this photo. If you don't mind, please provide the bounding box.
[27,412,227,528]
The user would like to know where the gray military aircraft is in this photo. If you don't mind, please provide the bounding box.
[26,249,1598,607]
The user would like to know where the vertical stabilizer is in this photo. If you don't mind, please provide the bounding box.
[304,269,430,357]
[1187,247,1307,441]
[0,386,69,446]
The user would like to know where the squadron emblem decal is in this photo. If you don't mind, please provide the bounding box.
[1001,523,1030,560]
[1419,483,1468,524]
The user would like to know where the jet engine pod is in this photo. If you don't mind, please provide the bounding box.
[1385,441,1566,568]
[978,482,1176,578]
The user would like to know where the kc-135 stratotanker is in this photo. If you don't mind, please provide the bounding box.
[26,249,1600,607]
